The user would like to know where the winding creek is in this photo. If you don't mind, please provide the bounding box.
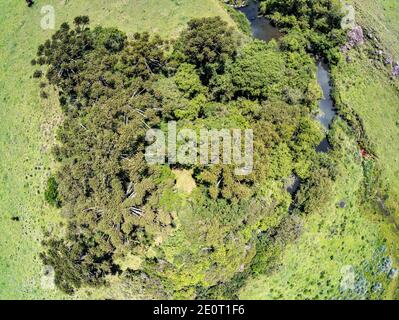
[237,1,282,42]
[238,2,337,135]
[236,1,337,194]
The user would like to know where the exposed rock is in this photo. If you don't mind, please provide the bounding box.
[348,26,364,47]
[367,32,374,40]
[224,0,248,8]
[371,283,383,293]
[384,55,393,66]
[392,63,399,77]
[341,25,364,53]
[346,56,352,63]
[378,257,392,274]
[389,268,398,279]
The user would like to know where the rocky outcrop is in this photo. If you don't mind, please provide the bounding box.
[393,63,399,77]
[341,25,364,53]
[223,0,248,8]
[348,25,365,47]
[344,25,398,78]
[384,55,393,66]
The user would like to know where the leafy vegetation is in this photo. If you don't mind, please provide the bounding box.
[259,0,347,62]
[33,10,326,297]
[241,119,399,300]
[238,0,399,300]
[44,176,61,208]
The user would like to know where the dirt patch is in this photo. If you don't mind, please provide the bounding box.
[173,169,196,194]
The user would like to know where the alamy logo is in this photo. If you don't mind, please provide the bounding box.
[145,122,253,176]
[40,5,55,30]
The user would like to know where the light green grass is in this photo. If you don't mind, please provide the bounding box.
[334,0,399,220]
[333,52,399,220]
[240,120,399,300]
[349,0,399,55]
[0,0,234,299]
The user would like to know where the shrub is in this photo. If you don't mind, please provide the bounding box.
[44,176,61,208]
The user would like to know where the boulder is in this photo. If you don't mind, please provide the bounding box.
[347,26,364,47]
[393,63,399,77]
[341,25,364,53]
[384,55,393,66]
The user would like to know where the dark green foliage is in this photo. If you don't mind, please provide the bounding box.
[40,235,117,294]
[294,167,334,215]
[33,70,42,78]
[74,15,90,29]
[94,27,127,53]
[259,0,346,61]
[37,19,172,293]
[173,16,239,80]
[44,176,61,208]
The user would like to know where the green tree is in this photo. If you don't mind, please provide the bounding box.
[45,176,61,208]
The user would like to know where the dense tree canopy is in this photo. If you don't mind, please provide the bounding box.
[36,14,330,298]
[259,0,346,62]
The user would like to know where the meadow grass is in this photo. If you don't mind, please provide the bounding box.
[333,49,399,220]
[349,0,399,56]
[335,0,399,220]
[0,0,234,299]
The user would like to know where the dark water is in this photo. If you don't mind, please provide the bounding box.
[315,62,336,152]
[236,1,337,195]
[237,1,282,42]
[316,62,336,132]
[237,2,337,137]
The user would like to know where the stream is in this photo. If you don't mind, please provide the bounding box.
[236,1,337,194]
[237,1,283,42]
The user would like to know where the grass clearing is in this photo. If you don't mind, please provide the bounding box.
[333,50,399,220]
[0,0,233,299]
[173,169,197,194]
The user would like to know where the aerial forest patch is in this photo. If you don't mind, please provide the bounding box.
[32,14,329,297]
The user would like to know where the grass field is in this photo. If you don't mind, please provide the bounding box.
[350,0,399,55]
[0,0,234,299]
[335,0,399,219]
[333,51,399,220]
